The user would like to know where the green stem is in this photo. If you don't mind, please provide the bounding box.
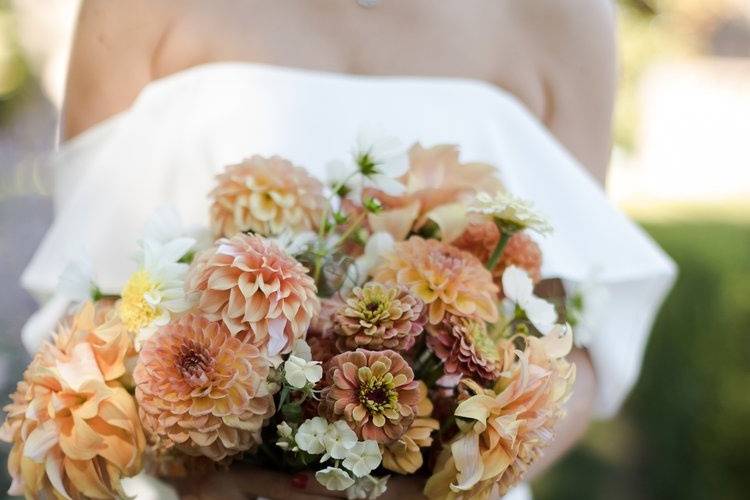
[486,230,513,270]
[334,212,367,247]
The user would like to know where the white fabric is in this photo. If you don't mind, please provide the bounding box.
[22,62,676,422]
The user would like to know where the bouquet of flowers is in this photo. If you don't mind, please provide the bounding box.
[1,130,578,499]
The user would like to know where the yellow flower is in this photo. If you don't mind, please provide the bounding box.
[0,303,145,499]
[381,381,439,474]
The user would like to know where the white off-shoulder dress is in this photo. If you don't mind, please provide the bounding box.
[20,63,676,500]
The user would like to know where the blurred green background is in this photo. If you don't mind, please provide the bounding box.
[0,0,749,499]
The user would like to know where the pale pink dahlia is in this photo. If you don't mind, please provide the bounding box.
[372,236,499,324]
[134,313,275,462]
[187,233,319,355]
[426,313,505,383]
[333,282,426,352]
[320,349,420,443]
[209,155,328,237]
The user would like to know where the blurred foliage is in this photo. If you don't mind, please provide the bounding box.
[613,0,743,151]
[535,222,750,499]
[0,0,27,122]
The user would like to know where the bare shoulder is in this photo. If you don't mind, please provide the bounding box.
[510,0,617,182]
[62,0,174,140]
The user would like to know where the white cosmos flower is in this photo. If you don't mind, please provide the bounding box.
[502,265,558,335]
[346,475,390,500]
[342,440,382,478]
[322,421,358,461]
[344,232,395,291]
[270,230,317,257]
[328,127,409,198]
[121,237,194,348]
[295,417,329,455]
[316,467,355,491]
[468,191,552,235]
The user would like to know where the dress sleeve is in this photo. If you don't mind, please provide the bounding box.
[488,96,677,418]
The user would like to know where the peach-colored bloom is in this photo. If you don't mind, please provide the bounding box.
[367,144,503,241]
[426,313,505,383]
[320,349,420,444]
[134,313,275,462]
[453,218,542,292]
[209,155,328,237]
[334,282,426,352]
[0,303,145,499]
[381,381,439,474]
[424,331,576,499]
[373,237,499,325]
[187,233,320,355]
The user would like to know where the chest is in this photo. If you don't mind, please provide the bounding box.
[156,0,546,120]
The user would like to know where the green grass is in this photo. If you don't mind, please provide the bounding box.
[534,222,750,500]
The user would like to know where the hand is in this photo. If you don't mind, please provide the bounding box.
[173,465,427,500]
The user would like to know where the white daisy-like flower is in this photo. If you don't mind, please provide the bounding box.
[120,237,194,348]
[346,475,390,500]
[270,229,318,257]
[316,466,355,491]
[344,231,395,291]
[342,440,382,478]
[295,417,329,455]
[327,127,409,198]
[502,265,558,335]
[322,421,358,461]
[468,191,553,236]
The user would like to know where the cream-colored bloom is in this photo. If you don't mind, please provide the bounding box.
[323,421,358,461]
[468,191,552,236]
[502,266,558,335]
[120,237,193,347]
[276,422,295,450]
[316,466,356,491]
[284,354,323,389]
[269,229,318,257]
[345,232,395,290]
[296,417,329,455]
[343,440,382,478]
[347,475,389,499]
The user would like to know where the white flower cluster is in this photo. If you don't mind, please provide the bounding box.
[502,265,558,335]
[276,417,385,496]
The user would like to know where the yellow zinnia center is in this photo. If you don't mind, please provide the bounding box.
[359,373,398,415]
[119,270,160,331]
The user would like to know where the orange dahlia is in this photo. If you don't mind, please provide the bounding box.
[372,236,498,325]
[134,313,275,462]
[381,381,439,474]
[453,218,542,292]
[209,155,328,237]
[333,282,426,352]
[187,233,320,355]
[426,313,505,383]
[320,349,420,443]
[0,303,145,499]
[424,333,576,499]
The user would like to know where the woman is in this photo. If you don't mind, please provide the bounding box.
[21,1,675,498]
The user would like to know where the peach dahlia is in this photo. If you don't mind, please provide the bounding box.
[209,155,328,238]
[187,233,319,355]
[372,236,499,325]
[134,313,275,462]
